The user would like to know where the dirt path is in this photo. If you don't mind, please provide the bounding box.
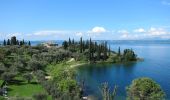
[70,63,87,68]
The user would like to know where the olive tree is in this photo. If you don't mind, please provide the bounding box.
[28,60,43,71]
[1,72,16,83]
[126,77,165,100]
[23,73,33,83]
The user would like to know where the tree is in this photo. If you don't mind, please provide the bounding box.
[69,37,71,46]
[103,41,108,60]
[28,60,43,71]
[118,47,121,56]
[72,39,75,45]
[28,41,31,46]
[16,40,19,45]
[108,45,111,56]
[62,41,68,50]
[11,36,17,45]
[123,49,137,61]
[22,39,25,45]
[0,63,6,73]
[1,72,15,83]
[126,77,165,100]
[80,37,83,53]
[33,93,47,100]
[23,73,33,83]
[97,44,101,60]
[7,39,10,45]
[89,38,92,61]
[3,40,6,46]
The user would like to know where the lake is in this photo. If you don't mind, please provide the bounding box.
[76,40,170,100]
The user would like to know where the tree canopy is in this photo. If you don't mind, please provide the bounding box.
[126,77,165,100]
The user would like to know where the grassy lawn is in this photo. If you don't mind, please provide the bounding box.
[46,59,87,77]
[5,76,52,99]
[8,82,45,97]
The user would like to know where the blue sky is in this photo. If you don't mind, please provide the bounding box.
[0,0,170,40]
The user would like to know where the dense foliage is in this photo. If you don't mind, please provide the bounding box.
[3,36,31,46]
[62,37,109,62]
[126,77,165,100]
[62,37,138,63]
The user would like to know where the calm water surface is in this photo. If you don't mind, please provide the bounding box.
[76,40,170,100]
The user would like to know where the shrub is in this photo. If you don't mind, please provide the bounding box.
[126,77,165,100]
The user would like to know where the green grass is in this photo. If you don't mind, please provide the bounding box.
[46,60,87,77]
[8,82,45,97]
[5,76,52,99]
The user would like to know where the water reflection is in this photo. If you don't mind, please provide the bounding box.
[76,62,137,99]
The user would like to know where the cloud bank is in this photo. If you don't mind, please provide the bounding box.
[0,26,170,40]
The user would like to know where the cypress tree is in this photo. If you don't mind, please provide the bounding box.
[3,40,6,46]
[108,45,111,56]
[20,41,23,46]
[22,39,25,45]
[69,37,71,46]
[118,47,121,56]
[89,38,92,61]
[16,40,19,45]
[72,39,74,45]
[103,41,107,60]
[94,42,97,52]
[97,44,101,60]
[7,39,10,45]
[82,41,85,52]
[62,41,68,50]
[28,41,31,46]
[91,41,94,59]
[11,36,17,45]
[80,37,83,53]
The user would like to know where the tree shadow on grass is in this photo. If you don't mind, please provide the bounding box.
[7,87,13,92]
[8,79,26,85]
[30,81,38,85]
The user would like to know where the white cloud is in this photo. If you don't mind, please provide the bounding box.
[118,30,131,39]
[1,26,170,40]
[86,26,108,39]
[134,28,145,33]
[117,30,129,34]
[90,26,107,33]
[28,30,77,40]
[120,33,141,40]
[75,32,83,37]
[148,27,168,36]
[33,30,68,36]
[117,27,170,40]
[121,33,129,38]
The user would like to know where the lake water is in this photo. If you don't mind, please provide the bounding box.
[76,40,170,100]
